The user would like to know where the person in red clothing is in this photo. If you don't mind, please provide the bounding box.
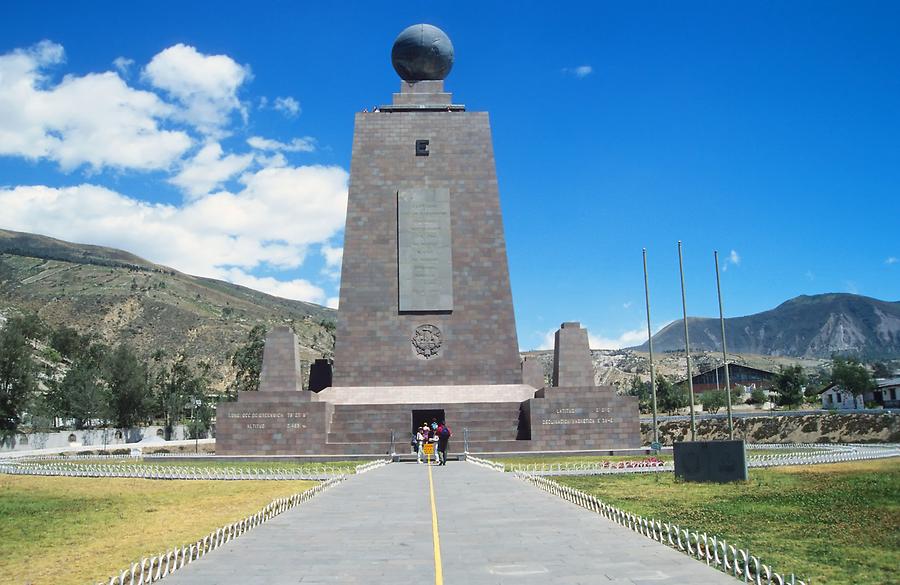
[436,422,451,465]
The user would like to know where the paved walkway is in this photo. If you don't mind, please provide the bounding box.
[165,462,736,584]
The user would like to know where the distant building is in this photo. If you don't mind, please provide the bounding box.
[680,363,777,394]
[819,383,864,410]
[869,378,900,408]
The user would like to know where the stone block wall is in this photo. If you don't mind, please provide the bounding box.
[552,322,594,387]
[332,83,522,388]
[526,386,640,450]
[216,396,331,455]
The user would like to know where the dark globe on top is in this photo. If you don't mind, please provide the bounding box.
[391,24,454,81]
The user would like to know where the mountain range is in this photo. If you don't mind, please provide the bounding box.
[2,228,897,392]
[633,293,900,359]
[0,229,336,388]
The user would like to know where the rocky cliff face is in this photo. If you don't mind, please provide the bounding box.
[633,294,900,359]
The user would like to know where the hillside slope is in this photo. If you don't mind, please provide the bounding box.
[0,229,336,387]
[633,293,900,359]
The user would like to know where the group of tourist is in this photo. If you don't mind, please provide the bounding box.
[413,419,451,465]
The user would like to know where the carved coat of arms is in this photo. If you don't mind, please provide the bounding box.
[411,324,442,359]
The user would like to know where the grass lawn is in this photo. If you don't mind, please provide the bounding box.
[0,475,317,585]
[556,458,900,585]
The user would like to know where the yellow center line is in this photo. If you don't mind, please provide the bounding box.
[427,453,444,585]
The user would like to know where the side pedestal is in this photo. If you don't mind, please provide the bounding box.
[216,394,331,455]
[525,386,640,450]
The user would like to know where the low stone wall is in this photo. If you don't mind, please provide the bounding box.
[1,424,197,452]
[642,412,899,445]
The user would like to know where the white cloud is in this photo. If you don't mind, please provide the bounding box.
[326,296,339,309]
[886,257,898,265]
[143,44,251,135]
[320,244,343,279]
[722,249,741,271]
[622,301,633,309]
[247,136,315,153]
[0,41,191,172]
[170,142,254,198]
[563,65,593,78]
[588,328,647,350]
[321,245,343,267]
[219,267,326,304]
[0,164,348,302]
[274,96,301,117]
[537,326,647,351]
[112,57,134,75]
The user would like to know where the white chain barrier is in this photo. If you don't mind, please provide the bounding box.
[0,460,351,480]
[514,472,807,585]
[354,459,390,474]
[93,476,345,585]
[466,454,505,472]
[501,443,899,476]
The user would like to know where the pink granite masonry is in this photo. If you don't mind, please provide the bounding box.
[332,81,522,388]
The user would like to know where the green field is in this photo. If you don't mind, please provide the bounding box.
[555,459,900,585]
[0,475,318,585]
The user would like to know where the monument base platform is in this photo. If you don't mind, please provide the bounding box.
[314,384,539,404]
[216,385,639,456]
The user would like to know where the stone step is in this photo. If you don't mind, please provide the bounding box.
[322,438,532,456]
[329,428,519,444]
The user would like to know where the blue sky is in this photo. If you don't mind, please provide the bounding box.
[1,1,898,351]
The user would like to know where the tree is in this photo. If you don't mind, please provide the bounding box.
[772,365,807,408]
[871,361,892,379]
[50,326,87,361]
[627,376,652,413]
[9,313,46,341]
[0,319,38,435]
[228,325,266,399]
[153,354,207,440]
[748,387,767,406]
[700,390,725,414]
[54,356,107,429]
[657,376,689,415]
[831,357,875,397]
[103,344,149,428]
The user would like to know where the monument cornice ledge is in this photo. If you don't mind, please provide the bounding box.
[378,104,466,112]
[314,384,539,405]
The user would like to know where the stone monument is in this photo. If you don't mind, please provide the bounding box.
[331,22,522,389]
[216,25,640,456]
[552,322,594,387]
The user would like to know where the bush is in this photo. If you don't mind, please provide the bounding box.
[748,387,768,406]
[699,390,726,414]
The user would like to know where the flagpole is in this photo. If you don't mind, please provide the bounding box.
[714,250,734,439]
[642,248,659,445]
[678,241,697,441]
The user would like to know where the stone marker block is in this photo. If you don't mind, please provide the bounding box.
[552,322,594,387]
[258,326,307,396]
[674,440,748,483]
[521,356,545,389]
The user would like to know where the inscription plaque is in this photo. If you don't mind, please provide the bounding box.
[398,187,453,311]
